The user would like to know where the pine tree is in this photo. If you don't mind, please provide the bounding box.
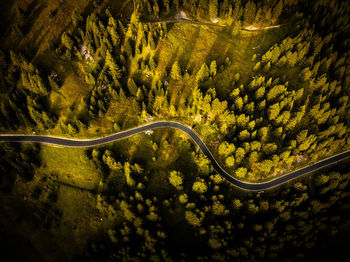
[84,73,95,86]
[235,96,244,112]
[219,141,235,156]
[236,113,249,128]
[259,127,269,142]
[169,171,183,190]
[185,211,203,227]
[230,88,240,98]
[266,85,287,101]
[162,0,170,13]
[239,130,250,141]
[61,32,74,50]
[170,61,181,80]
[264,62,271,72]
[136,23,145,53]
[263,143,278,155]
[106,50,122,81]
[235,147,245,164]
[225,156,235,167]
[127,78,138,96]
[192,180,208,193]
[196,63,210,82]
[255,86,265,100]
[286,51,298,67]
[235,167,247,178]
[148,32,156,49]
[258,100,266,111]
[243,1,256,25]
[210,60,217,76]
[124,162,135,187]
[268,103,280,120]
[136,88,144,101]
[108,18,120,47]
[149,57,156,71]
[253,62,261,71]
[209,0,218,20]
[179,194,188,204]
[259,159,273,174]
[233,199,243,209]
[272,0,283,23]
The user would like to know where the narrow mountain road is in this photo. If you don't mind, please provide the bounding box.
[241,25,282,31]
[143,10,283,30]
[147,18,226,27]
[1,121,349,191]
[145,17,283,30]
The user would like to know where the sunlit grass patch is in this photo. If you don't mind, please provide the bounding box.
[40,145,100,190]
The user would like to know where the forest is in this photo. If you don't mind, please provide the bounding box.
[0,0,350,261]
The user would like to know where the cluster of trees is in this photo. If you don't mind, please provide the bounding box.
[136,0,287,26]
[57,11,124,120]
[1,0,349,185]
[59,1,349,183]
[0,50,58,131]
[83,138,350,261]
[184,0,350,181]
[1,0,350,261]
[57,9,171,124]
[237,2,349,178]
[2,123,350,262]
[2,0,348,185]
[55,121,348,261]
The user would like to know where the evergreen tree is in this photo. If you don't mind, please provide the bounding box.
[127,78,138,96]
[168,170,183,190]
[272,0,283,23]
[209,0,218,20]
[268,103,280,120]
[170,61,181,80]
[61,32,74,50]
[196,63,210,82]
[106,50,122,81]
[225,156,235,167]
[253,62,261,71]
[192,180,208,194]
[235,167,248,178]
[219,141,235,156]
[185,211,203,227]
[266,85,287,101]
[210,60,217,76]
[243,1,256,25]
[255,86,265,100]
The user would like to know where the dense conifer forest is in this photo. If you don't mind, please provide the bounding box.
[0,0,350,261]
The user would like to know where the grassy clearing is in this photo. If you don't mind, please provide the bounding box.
[40,145,100,190]
[50,72,90,115]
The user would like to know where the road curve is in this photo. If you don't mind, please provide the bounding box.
[147,18,226,27]
[1,121,349,191]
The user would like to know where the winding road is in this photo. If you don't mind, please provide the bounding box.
[142,10,284,30]
[1,121,349,191]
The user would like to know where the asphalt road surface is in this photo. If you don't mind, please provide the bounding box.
[1,121,349,191]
